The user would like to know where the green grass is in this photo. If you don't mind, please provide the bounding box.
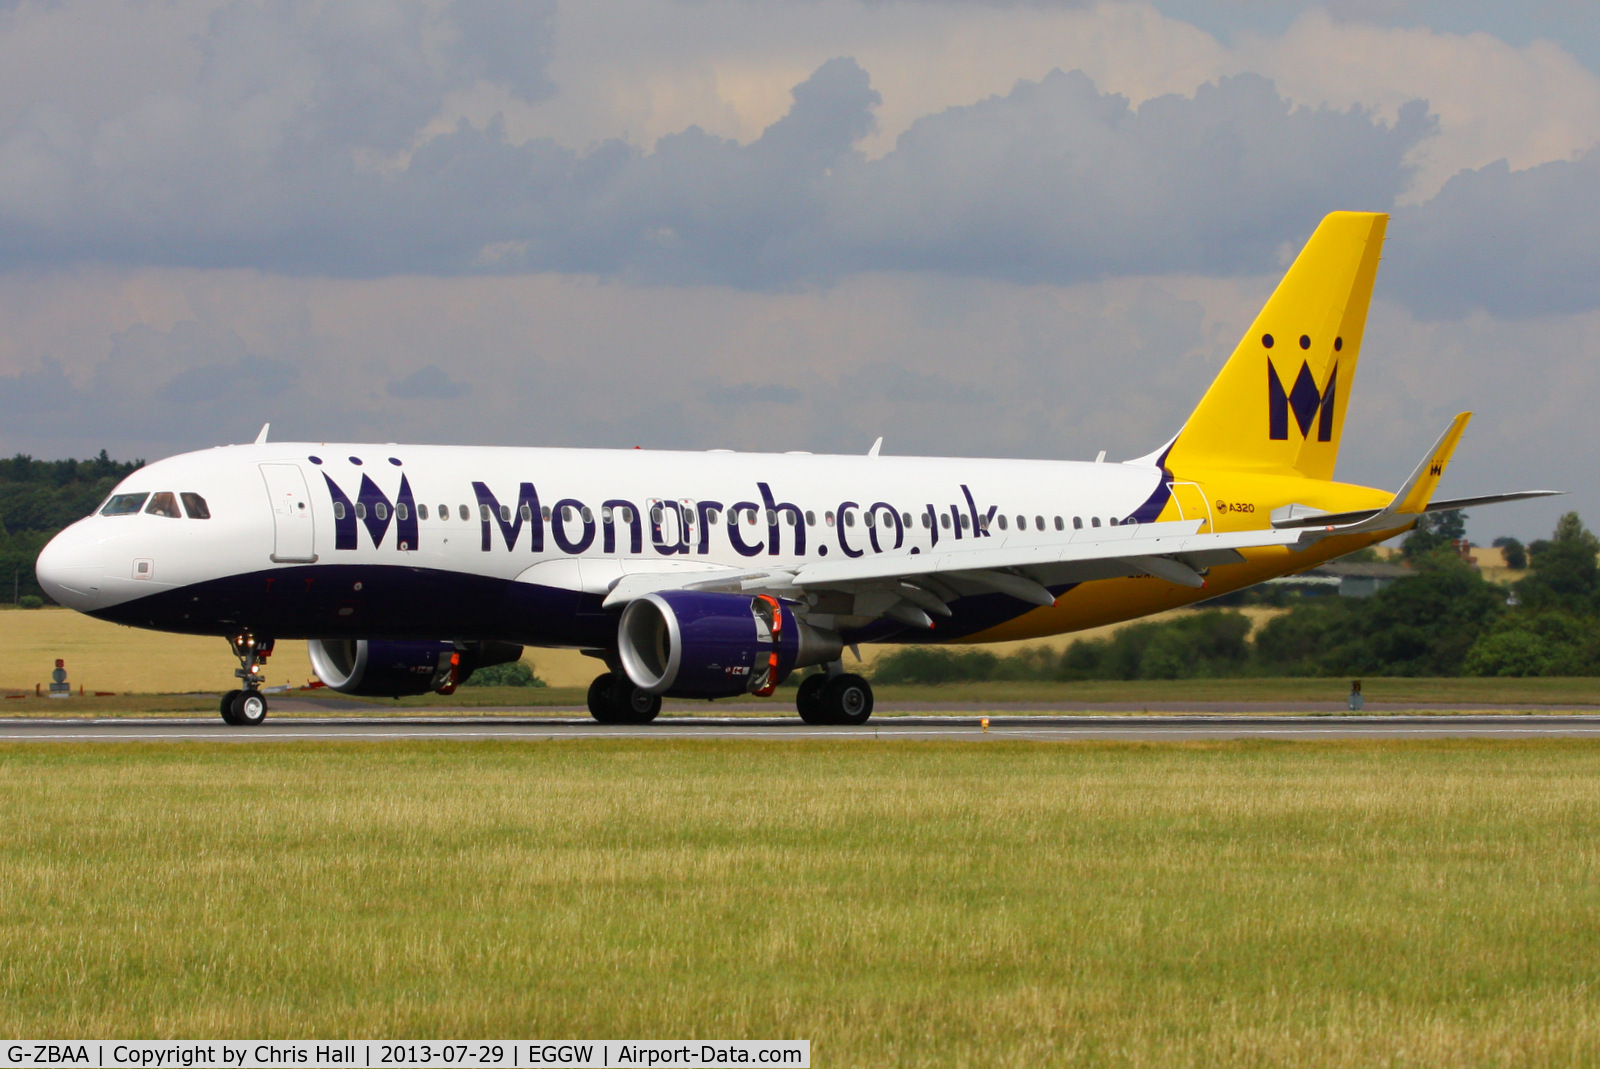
[4,676,1597,717]
[3,739,1600,1065]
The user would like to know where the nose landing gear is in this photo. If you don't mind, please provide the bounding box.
[219,632,274,726]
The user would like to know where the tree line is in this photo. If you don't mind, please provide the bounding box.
[0,452,144,602]
[873,511,1600,682]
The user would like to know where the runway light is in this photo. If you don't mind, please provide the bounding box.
[981,717,989,733]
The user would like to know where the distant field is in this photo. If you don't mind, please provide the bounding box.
[4,606,1594,713]
[3,739,1599,1065]
[0,605,1284,694]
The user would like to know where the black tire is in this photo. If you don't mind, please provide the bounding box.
[821,674,873,726]
[588,673,661,725]
[587,673,623,724]
[796,673,830,724]
[230,689,268,726]
[220,689,243,726]
[612,680,662,724]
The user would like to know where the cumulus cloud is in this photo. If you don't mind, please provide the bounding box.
[387,364,471,399]
[0,37,1430,289]
[1387,148,1600,318]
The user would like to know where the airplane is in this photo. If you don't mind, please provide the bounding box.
[35,211,1558,726]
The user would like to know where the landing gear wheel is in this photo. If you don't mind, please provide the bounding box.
[821,674,873,726]
[230,689,268,726]
[796,674,830,724]
[219,689,243,726]
[587,673,661,725]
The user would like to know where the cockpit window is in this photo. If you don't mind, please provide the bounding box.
[101,493,149,516]
[181,492,211,519]
[145,492,182,518]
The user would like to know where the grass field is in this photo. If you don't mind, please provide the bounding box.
[0,606,1288,694]
[3,739,1600,1065]
[3,605,1595,713]
[3,674,1599,718]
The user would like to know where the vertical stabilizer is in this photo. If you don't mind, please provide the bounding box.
[1165,212,1387,480]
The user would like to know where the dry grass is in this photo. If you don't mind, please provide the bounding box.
[2,739,1600,1065]
[0,607,1288,694]
[5,608,1595,712]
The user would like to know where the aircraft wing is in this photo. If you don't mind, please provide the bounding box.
[602,519,1317,626]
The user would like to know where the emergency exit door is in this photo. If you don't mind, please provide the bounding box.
[260,464,317,563]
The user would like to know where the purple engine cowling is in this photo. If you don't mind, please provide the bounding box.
[308,639,523,697]
[617,590,842,699]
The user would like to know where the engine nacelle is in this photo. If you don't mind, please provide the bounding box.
[308,639,524,697]
[618,591,843,699]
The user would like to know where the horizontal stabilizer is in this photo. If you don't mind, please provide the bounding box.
[1273,489,1564,530]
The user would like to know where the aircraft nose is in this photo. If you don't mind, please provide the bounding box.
[36,524,107,611]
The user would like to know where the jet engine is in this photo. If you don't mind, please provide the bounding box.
[307,639,524,697]
[618,590,842,699]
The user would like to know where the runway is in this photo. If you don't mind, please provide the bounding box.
[3,713,1600,742]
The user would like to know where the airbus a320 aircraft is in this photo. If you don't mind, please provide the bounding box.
[36,212,1556,726]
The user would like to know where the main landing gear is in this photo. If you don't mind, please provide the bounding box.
[796,670,874,726]
[219,632,273,726]
[587,672,662,725]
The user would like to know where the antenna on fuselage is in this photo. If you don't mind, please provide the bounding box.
[867,437,883,457]
[254,423,270,445]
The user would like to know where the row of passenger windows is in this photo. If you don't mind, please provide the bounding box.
[328,497,1122,533]
[100,491,211,519]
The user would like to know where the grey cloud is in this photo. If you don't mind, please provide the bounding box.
[0,27,1428,290]
[387,364,471,399]
[704,382,802,405]
[447,0,559,103]
[1387,149,1600,319]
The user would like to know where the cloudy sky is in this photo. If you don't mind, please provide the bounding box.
[0,0,1595,541]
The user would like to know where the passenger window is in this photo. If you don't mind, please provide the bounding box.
[459,504,470,521]
[355,503,368,520]
[1036,515,1045,530]
[395,503,408,521]
[541,506,552,521]
[145,492,182,518]
[1091,517,1101,527]
[746,509,758,525]
[785,511,796,526]
[844,510,855,528]
[1016,515,1026,530]
[959,514,970,530]
[375,502,389,521]
[920,513,930,529]
[864,511,875,528]
[479,504,489,521]
[706,508,719,525]
[520,504,532,521]
[940,513,950,530]
[101,493,149,516]
[1054,516,1064,531]
[1073,516,1083,530]
[180,493,211,519]
[651,506,663,524]
[581,506,593,523]
[1109,517,1118,526]
[333,501,346,520]
[418,504,429,520]
[997,515,1008,531]
[825,511,835,526]
[766,509,777,525]
[805,510,815,526]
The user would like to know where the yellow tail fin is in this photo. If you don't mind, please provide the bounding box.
[1165,211,1387,480]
